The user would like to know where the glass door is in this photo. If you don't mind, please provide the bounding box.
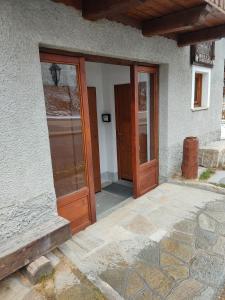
[40,53,95,234]
[131,65,159,198]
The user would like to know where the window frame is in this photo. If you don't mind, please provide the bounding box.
[191,65,211,111]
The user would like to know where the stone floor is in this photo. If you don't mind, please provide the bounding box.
[60,183,225,300]
[2,183,225,299]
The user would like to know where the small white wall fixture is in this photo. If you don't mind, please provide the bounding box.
[191,65,211,111]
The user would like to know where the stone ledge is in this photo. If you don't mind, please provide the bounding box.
[168,178,225,195]
[0,216,71,281]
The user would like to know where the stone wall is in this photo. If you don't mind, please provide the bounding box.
[0,0,224,240]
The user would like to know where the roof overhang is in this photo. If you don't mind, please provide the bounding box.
[53,0,225,46]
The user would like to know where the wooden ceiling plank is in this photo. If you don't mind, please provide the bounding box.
[177,23,225,46]
[142,4,212,36]
[82,0,148,21]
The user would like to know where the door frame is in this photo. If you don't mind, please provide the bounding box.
[40,49,159,230]
[40,52,96,228]
[87,86,102,193]
[131,65,159,198]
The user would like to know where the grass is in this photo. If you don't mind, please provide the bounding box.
[199,168,215,181]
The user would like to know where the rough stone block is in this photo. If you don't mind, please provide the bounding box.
[199,141,225,168]
[26,256,53,284]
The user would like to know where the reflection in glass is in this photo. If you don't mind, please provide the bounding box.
[41,62,86,198]
[138,72,152,164]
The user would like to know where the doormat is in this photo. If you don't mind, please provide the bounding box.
[103,183,132,198]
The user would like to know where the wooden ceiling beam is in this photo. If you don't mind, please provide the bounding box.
[142,4,212,36]
[82,0,146,21]
[177,23,225,46]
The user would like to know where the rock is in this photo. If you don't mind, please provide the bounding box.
[217,222,225,235]
[160,252,183,267]
[195,228,218,250]
[160,238,194,263]
[134,287,161,300]
[170,231,195,245]
[124,270,145,298]
[193,287,215,300]
[167,279,203,300]
[100,265,128,296]
[206,201,225,212]
[163,265,189,281]
[205,211,225,223]
[198,213,216,232]
[190,254,225,286]
[212,236,225,257]
[25,256,53,284]
[137,242,160,266]
[174,219,196,235]
[123,215,157,235]
[135,262,174,298]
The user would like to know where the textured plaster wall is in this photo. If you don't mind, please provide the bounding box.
[0,0,224,240]
[167,42,225,176]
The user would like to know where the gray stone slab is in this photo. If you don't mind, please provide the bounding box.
[190,254,225,286]
[195,228,218,251]
[96,190,129,217]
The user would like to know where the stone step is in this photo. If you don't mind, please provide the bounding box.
[199,140,225,168]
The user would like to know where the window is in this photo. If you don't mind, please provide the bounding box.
[41,62,86,198]
[194,73,203,107]
[191,66,211,111]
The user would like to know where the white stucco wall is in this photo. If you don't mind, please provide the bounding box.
[0,0,224,241]
[86,62,130,183]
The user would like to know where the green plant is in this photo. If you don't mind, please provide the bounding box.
[199,169,215,181]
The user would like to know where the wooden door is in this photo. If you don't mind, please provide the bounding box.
[131,65,159,198]
[40,53,96,234]
[115,84,132,181]
[87,87,101,193]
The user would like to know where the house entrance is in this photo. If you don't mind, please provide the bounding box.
[40,51,159,232]
[85,62,133,218]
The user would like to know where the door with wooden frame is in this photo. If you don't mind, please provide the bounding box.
[131,65,159,198]
[87,87,101,193]
[40,53,96,234]
[115,84,132,181]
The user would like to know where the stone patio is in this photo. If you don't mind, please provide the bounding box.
[2,183,225,299]
[59,183,225,299]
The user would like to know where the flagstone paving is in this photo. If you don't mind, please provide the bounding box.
[60,183,225,299]
[97,199,225,299]
[2,183,225,299]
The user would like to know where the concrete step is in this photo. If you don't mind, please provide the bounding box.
[199,140,225,168]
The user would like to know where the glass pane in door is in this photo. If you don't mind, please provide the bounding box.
[138,72,154,164]
[41,62,86,198]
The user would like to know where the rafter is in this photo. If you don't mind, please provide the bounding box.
[82,0,146,21]
[177,23,225,46]
[205,0,225,13]
[142,4,212,36]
